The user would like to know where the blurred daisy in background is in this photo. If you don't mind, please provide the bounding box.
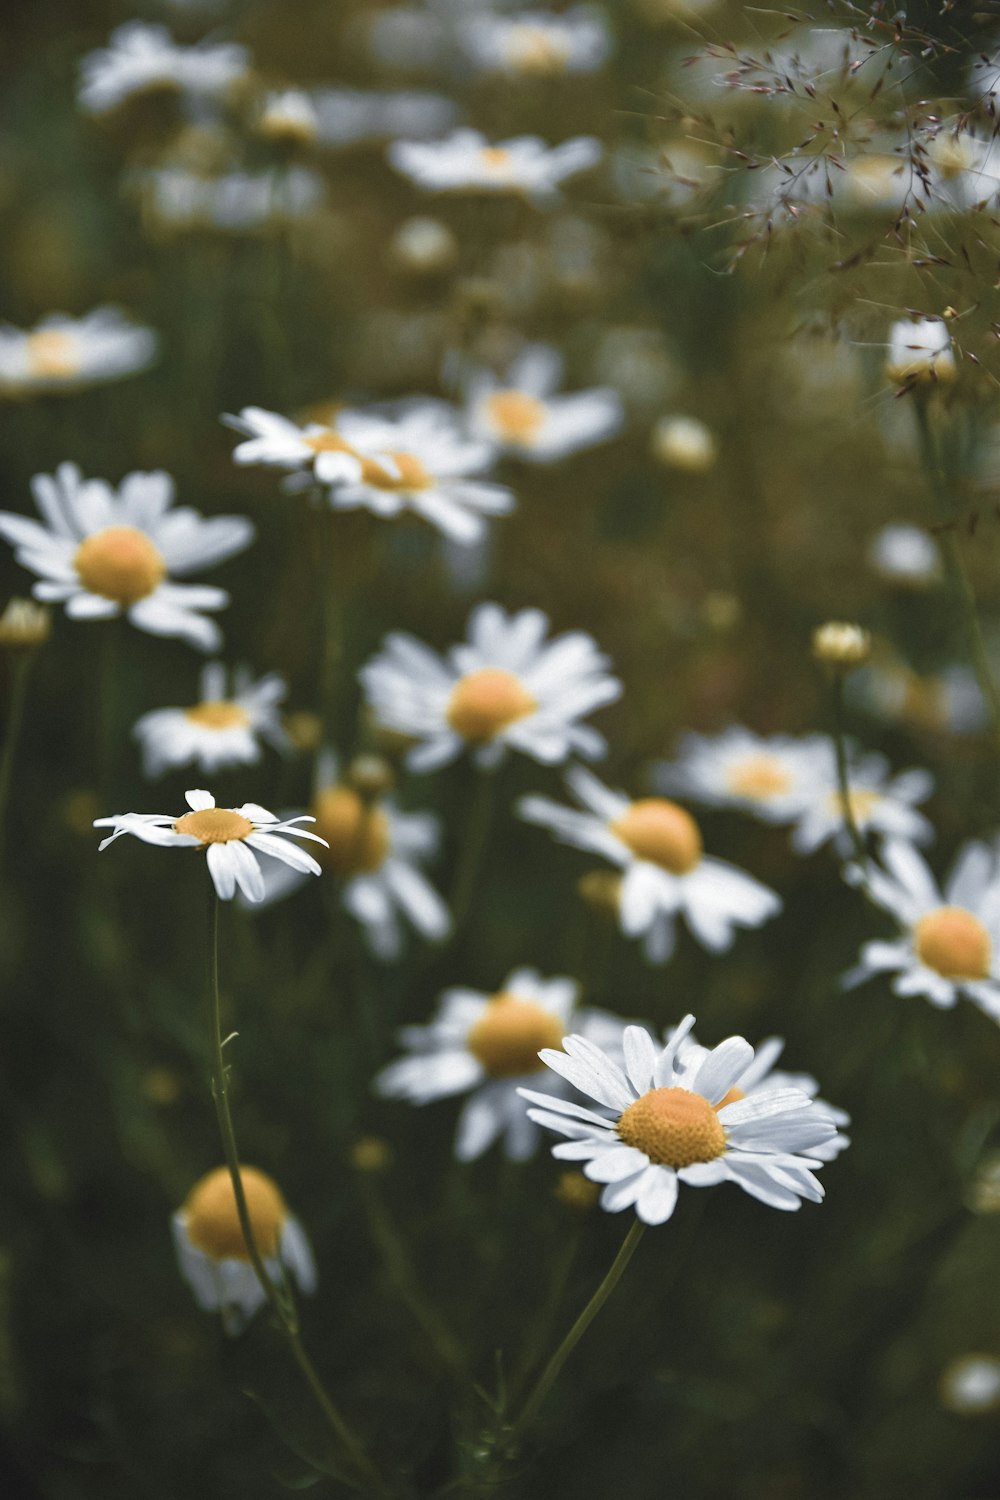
[173,1165,316,1336]
[132,165,326,236]
[886,316,956,385]
[248,751,450,959]
[133,663,289,777]
[790,750,934,858]
[0,308,157,397]
[360,603,622,772]
[519,768,780,962]
[650,414,717,473]
[459,7,613,77]
[78,22,249,115]
[939,1355,1000,1416]
[312,87,459,149]
[225,406,364,486]
[388,129,603,202]
[844,838,1000,1018]
[520,1015,837,1224]
[867,523,942,587]
[375,969,624,1161]
[654,726,832,825]
[0,463,253,651]
[95,788,326,904]
[463,342,623,462]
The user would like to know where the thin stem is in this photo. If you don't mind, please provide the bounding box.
[830,674,867,868]
[0,653,33,874]
[448,772,496,940]
[205,892,384,1494]
[510,1219,645,1442]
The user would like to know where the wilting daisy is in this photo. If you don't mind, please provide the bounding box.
[459,8,612,77]
[78,22,249,115]
[133,663,289,778]
[520,1015,837,1224]
[0,308,157,397]
[463,343,623,463]
[247,752,450,959]
[519,768,780,962]
[844,838,1000,1019]
[654,727,832,825]
[173,1165,316,1335]
[886,317,956,385]
[388,129,602,203]
[0,463,253,651]
[95,788,326,904]
[790,751,934,858]
[360,604,621,773]
[375,970,623,1161]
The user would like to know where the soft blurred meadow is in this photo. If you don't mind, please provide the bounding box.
[4,0,1000,1496]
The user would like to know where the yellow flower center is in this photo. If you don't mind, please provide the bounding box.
[311,786,390,876]
[914,906,992,980]
[826,789,881,826]
[466,993,566,1078]
[726,755,793,802]
[610,798,703,874]
[173,808,254,844]
[446,667,538,743]
[184,701,251,731]
[304,428,354,454]
[485,389,547,445]
[184,1165,287,1261]
[506,26,571,74]
[617,1086,727,1168]
[358,451,433,492]
[480,147,513,174]
[26,329,81,379]
[74,526,167,605]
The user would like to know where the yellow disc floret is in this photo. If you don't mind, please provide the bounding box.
[74,526,166,605]
[174,808,254,844]
[184,701,251,730]
[358,451,433,492]
[184,1165,287,1261]
[617,1086,727,1169]
[446,667,538,743]
[26,329,81,380]
[610,798,702,874]
[311,786,390,876]
[726,756,793,802]
[485,389,547,446]
[914,906,992,980]
[467,994,566,1078]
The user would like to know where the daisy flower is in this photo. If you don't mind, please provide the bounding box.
[519,1015,837,1225]
[790,750,934,858]
[0,308,157,397]
[653,726,833,825]
[312,87,458,149]
[844,838,1000,1019]
[867,523,941,587]
[78,22,249,115]
[374,970,624,1161]
[132,166,325,236]
[519,767,781,963]
[886,316,956,386]
[173,1165,316,1336]
[133,662,289,778]
[360,603,622,773]
[94,788,326,904]
[464,343,623,463]
[459,8,612,77]
[0,462,253,651]
[388,128,602,204]
[225,406,364,485]
[247,751,450,960]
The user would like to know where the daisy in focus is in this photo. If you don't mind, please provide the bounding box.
[844,838,1000,1019]
[519,768,781,963]
[0,308,157,397]
[374,970,624,1161]
[360,604,622,772]
[654,726,832,825]
[459,8,612,78]
[0,463,253,651]
[246,751,450,959]
[519,1015,837,1224]
[463,343,623,463]
[388,129,603,203]
[78,22,249,115]
[95,788,326,904]
[789,749,934,858]
[133,663,289,778]
[173,1165,316,1336]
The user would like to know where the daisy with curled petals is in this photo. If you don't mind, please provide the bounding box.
[224,407,366,487]
[133,663,289,778]
[0,308,157,398]
[464,342,623,464]
[843,838,1000,1019]
[94,789,326,904]
[790,750,934,858]
[388,128,602,204]
[520,1015,837,1225]
[374,970,624,1161]
[519,767,781,963]
[246,751,450,959]
[360,604,622,773]
[0,463,253,651]
[654,726,832,825]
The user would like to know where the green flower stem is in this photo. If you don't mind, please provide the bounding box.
[206,892,384,1495]
[509,1218,646,1444]
[0,653,34,874]
[448,772,496,941]
[829,674,867,868]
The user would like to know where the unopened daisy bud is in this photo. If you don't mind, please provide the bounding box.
[347,754,395,801]
[390,216,459,276]
[554,1170,600,1212]
[578,869,623,917]
[886,317,957,386]
[350,1136,393,1174]
[651,415,717,473]
[173,1165,316,1335]
[0,598,50,651]
[940,1355,1000,1415]
[256,90,318,147]
[812,622,871,670]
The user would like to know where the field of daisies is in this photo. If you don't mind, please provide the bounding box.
[4,1,1000,1496]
